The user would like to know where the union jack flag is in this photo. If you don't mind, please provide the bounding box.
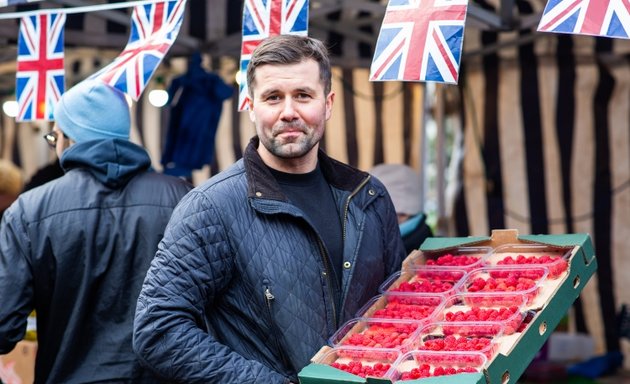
[90,0,187,101]
[370,0,469,84]
[538,0,630,38]
[16,12,66,122]
[238,0,309,111]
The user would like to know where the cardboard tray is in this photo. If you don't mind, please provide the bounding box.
[298,229,598,384]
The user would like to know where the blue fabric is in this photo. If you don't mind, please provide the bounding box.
[568,351,624,379]
[398,213,432,254]
[400,213,424,237]
[134,138,406,383]
[0,139,192,383]
[54,80,130,142]
[161,53,233,176]
[60,138,150,187]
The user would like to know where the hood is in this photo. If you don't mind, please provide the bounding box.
[60,139,151,188]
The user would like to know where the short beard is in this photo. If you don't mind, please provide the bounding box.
[261,123,321,159]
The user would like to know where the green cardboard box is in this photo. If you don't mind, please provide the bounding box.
[298,229,598,384]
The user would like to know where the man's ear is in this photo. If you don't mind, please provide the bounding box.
[248,98,256,122]
[325,91,335,121]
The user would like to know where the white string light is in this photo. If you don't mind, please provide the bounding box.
[2,100,18,117]
[148,89,168,107]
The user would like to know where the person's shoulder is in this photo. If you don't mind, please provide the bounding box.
[143,171,193,187]
[128,172,193,199]
[170,164,248,217]
[366,173,389,193]
[23,161,64,192]
[6,174,68,221]
[195,160,246,193]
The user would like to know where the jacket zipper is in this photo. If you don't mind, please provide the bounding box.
[325,175,370,327]
[333,175,372,316]
[316,238,338,328]
[264,285,291,368]
[342,175,371,243]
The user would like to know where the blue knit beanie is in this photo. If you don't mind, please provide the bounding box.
[54,79,130,143]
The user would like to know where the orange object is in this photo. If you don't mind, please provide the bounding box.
[0,341,37,384]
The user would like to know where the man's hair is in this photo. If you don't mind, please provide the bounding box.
[246,35,332,97]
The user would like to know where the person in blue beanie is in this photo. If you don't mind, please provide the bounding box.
[0,79,192,383]
[370,163,433,254]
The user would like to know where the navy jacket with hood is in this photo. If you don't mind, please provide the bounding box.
[133,138,406,383]
[0,139,192,383]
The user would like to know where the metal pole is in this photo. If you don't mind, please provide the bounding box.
[419,84,430,212]
[435,84,447,236]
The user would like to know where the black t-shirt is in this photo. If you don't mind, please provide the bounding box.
[268,165,343,291]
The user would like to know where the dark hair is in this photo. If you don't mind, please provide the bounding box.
[246,35,332,97]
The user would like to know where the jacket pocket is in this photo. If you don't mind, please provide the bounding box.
[263,280,291,369]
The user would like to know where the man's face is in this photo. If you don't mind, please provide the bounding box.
[248,59,334,170]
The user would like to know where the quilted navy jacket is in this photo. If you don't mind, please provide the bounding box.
[0,139,192,383]
[133,138,406,383]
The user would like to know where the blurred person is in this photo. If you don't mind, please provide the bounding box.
[22,158,64,192]
[0,159,23,219]
[0,79,192,384]
[370,163,433,254]
[133,35,405,383]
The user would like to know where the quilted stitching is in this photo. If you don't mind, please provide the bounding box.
[134,153,405,383]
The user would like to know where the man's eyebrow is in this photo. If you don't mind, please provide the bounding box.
[259,88,279,98]
[258,86,317,98]
[295,86,317,94]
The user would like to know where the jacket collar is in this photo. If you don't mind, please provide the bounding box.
[243,137,369,200]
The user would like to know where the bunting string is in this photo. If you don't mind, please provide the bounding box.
[0,0,157,19]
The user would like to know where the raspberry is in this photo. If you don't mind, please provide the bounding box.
[340,322,420,350]
[425,254,481,270]
[330,361,392,378]
[391,278,456,294]
[495,254,569,278]
[399,364,480,379]
[373,302,439,321]
[442,306,522,335]
[420,335,495,358]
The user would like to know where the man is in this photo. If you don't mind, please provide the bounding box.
[133,35,405,383]
[0,79,192,383]
[370,163,433,254]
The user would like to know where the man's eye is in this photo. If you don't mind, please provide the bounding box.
[265,95,280,101]
[296,93,311,99]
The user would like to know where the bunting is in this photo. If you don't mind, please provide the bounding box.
[370,0,469,84]
[538,0,630,39]
[16,11,65,122]
[90,0,187,100]
[238,0,309,111]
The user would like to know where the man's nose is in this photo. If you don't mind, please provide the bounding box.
[279,99,298,121]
